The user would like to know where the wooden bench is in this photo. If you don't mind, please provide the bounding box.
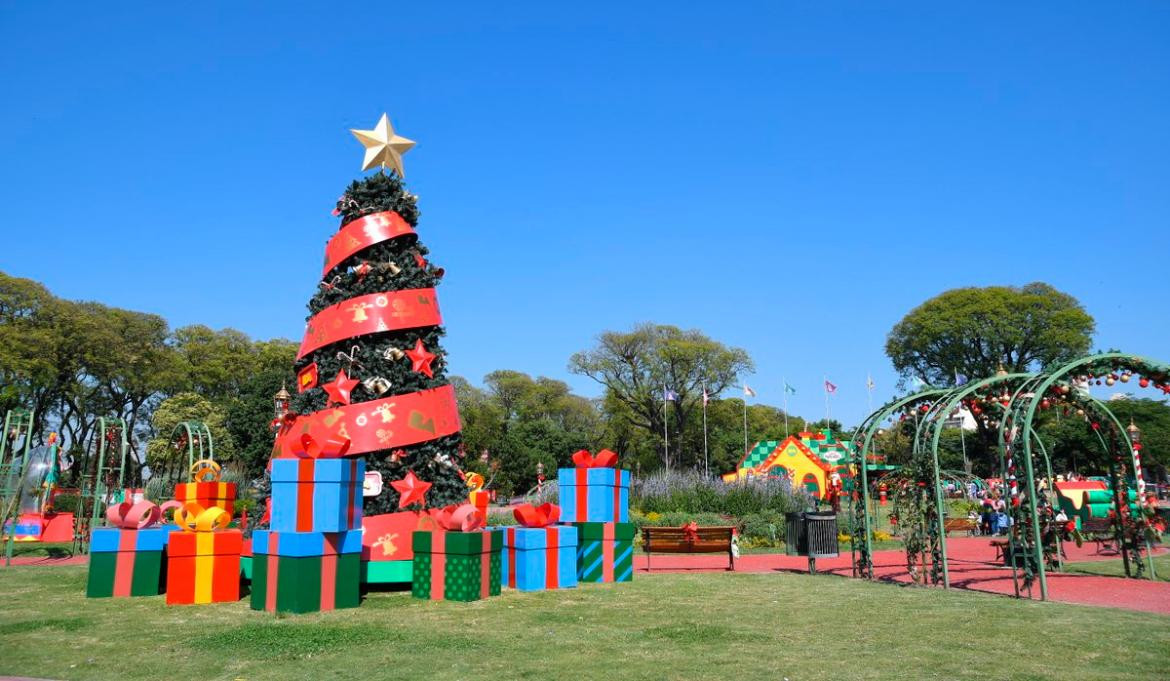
[990,539,1010,562]
[642,526,735,572]
[1080,518,1117,554]
[943,518,979,536]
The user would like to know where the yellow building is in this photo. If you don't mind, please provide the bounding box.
[722,430,852,500]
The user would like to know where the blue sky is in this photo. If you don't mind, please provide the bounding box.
[2,2,1167,428]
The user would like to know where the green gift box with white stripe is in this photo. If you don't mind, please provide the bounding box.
[569,522,635,583]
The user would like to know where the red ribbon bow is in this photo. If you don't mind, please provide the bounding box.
[513,502,561,528]
[571,449,618,468]
[295,432,351,459]
[105,499,182,530]
[682,521,700,543]
[434,503,486,532]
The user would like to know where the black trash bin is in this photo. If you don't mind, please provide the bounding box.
[785,512,806,556]
[803,511,839,558]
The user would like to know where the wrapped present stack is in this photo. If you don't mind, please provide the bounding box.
[86,500,180,598]
[559,449,635,584]
[498,503,577,592]
[251,436,365,614]
[166,460,242,605]
[412,504,501,602]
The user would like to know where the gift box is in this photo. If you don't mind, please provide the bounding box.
[86,526,177,598]
[174,481,236,518]
[166,529,242,605]
[270,458,364,533]
[499,525,578,591]
[557,467,630,523]
[571,521,635,583]
[411,529,502,602]
[250,530,361,613]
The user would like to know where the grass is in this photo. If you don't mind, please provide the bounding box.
[1,565,1168,680]
[1064,552,1170,582]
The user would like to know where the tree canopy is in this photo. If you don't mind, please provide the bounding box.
[886,283,1095,386]
[569,323,753,468]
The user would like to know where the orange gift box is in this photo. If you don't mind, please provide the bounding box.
[174,481,237,517]
[166,529,242,605]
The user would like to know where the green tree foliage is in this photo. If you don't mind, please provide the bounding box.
[146,392,235,483]
[456,370,602,498]
[569,323,753,469]
[886,283,1095,386]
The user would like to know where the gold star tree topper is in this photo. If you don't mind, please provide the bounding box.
[350,113,416,176]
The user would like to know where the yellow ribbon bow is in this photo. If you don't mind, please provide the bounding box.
[173,502,231,532]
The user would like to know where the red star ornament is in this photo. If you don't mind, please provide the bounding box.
[406,338,437,378]
[323,369,360,405]
[391,470,432,509]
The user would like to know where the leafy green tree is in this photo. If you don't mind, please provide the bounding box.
[569,323,753,469]
[146,392,236,483]
[886,283,1095,386]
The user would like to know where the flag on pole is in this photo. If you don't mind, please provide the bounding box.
[824,380,837,394]
[743,384,757,398]
[784,382,797,395]
[866,374,875,391]
[664,388,679,401]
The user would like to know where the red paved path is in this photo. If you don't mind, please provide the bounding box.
[636,536,1170,615]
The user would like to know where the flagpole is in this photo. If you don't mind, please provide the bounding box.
[663,385,670,470]
[702,386,709,478]
[782,376,789,437]
[824,375,832,424]
[742,395,749,458]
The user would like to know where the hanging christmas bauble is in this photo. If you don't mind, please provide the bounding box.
[1040,399,1050,409]
[1076,408,1085,416]
[1106,376,1116,386]
[1120,373,1131,383]
[1139,377,1150,388]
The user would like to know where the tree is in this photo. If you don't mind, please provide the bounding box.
[146,392,235,483]
[886,283,1095,386]
[288,170,466,513]
[569,323,753,469]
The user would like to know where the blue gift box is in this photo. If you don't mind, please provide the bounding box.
[271,458,364,533]
[494,525,578,591]
[90,525,179,553]
[556,468,630,523]
[252,529,362,557]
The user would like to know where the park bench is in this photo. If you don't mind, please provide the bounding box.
[1079,518,1117,554]
[943,518,979,536]
[641,526,735,572]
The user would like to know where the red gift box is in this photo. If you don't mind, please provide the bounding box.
[166,530,242,605]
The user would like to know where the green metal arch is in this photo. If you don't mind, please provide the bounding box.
[849,389,947,579]
[169,421,215,480]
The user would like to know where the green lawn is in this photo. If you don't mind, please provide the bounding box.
[2,541,75,559]
[1064,552,1170,582]
[2,566,1167,680]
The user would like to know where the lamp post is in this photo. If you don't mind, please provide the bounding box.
[274,383,291,420]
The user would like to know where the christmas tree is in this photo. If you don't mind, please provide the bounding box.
[281,113,465,513]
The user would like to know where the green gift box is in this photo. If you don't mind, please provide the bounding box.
[411,529,502,602]
[571,521,635,583]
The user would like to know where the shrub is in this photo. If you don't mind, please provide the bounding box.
[486,510,518,527]
[740,510,786,544]
[634,470,811,517]
[51,493,80,514]
[144,477,173,502]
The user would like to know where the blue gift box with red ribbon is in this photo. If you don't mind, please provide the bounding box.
[270,458,364,533]
[498,525,578,591]
[557,465,630,523]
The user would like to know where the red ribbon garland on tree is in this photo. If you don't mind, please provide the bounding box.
[322,211,415,277]
[298,288,442,359]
